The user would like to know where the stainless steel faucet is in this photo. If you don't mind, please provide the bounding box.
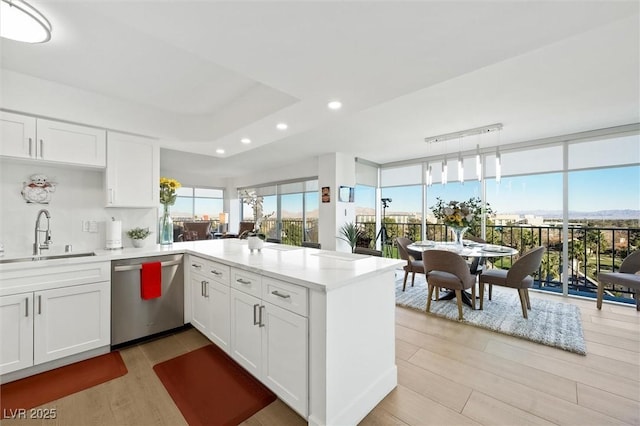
[33,209,52,256]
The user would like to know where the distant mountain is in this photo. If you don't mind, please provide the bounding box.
[505,209,640,220]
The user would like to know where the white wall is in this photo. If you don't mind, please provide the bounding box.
[0,161,157,256]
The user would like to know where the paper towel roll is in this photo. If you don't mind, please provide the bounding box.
[106,220,122,249]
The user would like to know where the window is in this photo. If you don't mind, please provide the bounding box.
[172,187,224,221]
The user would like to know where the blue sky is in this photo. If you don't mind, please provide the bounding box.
[366,165,640,215]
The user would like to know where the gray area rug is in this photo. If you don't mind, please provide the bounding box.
[396,275,587,355]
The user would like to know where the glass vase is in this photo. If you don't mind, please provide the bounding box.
[159,204,173,245]
[450,226,468,251]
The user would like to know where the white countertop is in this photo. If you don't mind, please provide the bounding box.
[0,240,403,292]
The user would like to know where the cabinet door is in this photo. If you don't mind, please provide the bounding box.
[261,302,308,417]
[0,111,36,159]
[36,119,106,167]
[0,293,34,374]
[106,132,159,207]
[191,275,210,336]
[33,281,110,365]
[230,289,262,377]
[208,280,230,353]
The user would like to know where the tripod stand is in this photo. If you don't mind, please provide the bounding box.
[375,198,393,257]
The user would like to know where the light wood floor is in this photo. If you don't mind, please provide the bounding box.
[2,289,639,426]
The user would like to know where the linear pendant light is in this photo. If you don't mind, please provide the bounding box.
[476,144,482,181]
[1,0,52,43]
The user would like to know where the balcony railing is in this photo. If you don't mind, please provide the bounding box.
[356,220,640,305]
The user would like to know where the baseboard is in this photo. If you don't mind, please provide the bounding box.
[1,346,110,384]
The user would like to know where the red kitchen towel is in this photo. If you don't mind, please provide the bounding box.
[141,262,162,300]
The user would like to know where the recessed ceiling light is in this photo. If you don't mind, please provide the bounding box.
[216,148,225,154]
[327,100,342,110]
[240,138,251,144]
[0,0,52,43]
[276,123,288,130]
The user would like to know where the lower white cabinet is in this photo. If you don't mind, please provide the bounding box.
[230,283,308,417]
[189,256,231,353]
[0,293,34,374]
[0,281,110,375]
[34,282,110,365]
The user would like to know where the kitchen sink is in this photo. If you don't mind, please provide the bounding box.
[0,252,97,264]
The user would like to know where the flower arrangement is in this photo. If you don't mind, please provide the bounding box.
[126,227,152,240]
[431,198,477,229]
[240,189,274,235]
[159,177,181,205]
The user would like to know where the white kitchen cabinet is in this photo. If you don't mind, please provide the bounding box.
[0,112,106,167]
[189,256,231,353]
[0,261,111,378]
[230,269,308,417]
[0,293,34,375]
[33,281,110,365]
[105,132,159,207]
[0,111,36,159]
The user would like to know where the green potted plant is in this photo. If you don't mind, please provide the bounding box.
[337,222,365,253]
[127,227,152,248]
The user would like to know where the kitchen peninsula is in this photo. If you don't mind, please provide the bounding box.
[0,239,403,426]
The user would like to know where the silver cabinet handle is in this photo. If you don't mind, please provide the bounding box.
[204,281,209,298]
[253,303,260,325]
[39,139,44,158]
[236,278,252,285]
[28,137,33,157]
[38,295,42,314]
[259,305,265,327]
[113,260,182,272]
[271,290,291,299]
[201,280,208,297]
[192,263,202,269]
[211,270,223,276]
[25,297,29,317]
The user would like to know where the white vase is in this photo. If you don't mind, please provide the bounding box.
[247,236,264,251]
[132,238,146,248]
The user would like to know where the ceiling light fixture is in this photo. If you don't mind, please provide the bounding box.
[327,100,342,110]
[240,138,251,144]
[0,0,52,43]
[276,123,288,130]
[216,148,225,154]
[424,123,503,144]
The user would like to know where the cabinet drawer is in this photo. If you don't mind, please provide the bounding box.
[231,269,262,298]
[262,278,308,317]
[189,257,230,285]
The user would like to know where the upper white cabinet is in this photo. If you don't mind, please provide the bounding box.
[0,111,35,159]
[0,111,106,168]
[106,132,159,208]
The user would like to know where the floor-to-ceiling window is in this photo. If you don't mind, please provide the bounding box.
[173,186,224,222]
[239,179,319,245]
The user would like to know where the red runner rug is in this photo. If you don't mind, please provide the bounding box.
[0,351,127,417]
[153,344,276,426]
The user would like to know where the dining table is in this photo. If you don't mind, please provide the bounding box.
[407,240,518,307]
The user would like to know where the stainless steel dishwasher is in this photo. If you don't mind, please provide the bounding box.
[111,254,184,346]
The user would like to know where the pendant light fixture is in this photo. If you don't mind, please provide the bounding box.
[495,146,502,184]
[476,144,482,181]
[1,0,52,43]
[457,137,464,183]
[442,159,448,185]
[426,164,433,187]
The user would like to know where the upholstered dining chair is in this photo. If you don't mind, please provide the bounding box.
[354,247,383,257]
[301,241,321,249]
[597,250,640,311]
[478,246,545,318]
[422,250,477,320]
[396,237,425,291]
